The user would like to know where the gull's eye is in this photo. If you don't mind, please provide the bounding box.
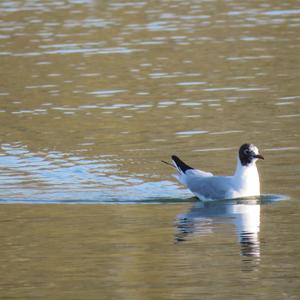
[244,149,250,155]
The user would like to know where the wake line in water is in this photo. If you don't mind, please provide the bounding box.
[0,196,195,205]
[0,194,288,205]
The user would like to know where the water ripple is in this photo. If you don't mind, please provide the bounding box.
[0,144,189,203]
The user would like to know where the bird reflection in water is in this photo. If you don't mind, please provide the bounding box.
[176,198,261,259]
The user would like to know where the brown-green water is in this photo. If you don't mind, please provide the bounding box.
[0,0,299,299]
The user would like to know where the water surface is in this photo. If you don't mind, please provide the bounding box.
[0,0,299,299]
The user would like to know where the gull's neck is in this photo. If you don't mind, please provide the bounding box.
[233,157,260,196]
[234,157,258,176]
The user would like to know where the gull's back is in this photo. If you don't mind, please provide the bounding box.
[173,162,234,200]
[184,173,234,201]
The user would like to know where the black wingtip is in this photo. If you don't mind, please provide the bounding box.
[171,155,178,161]
[171,155,193,173]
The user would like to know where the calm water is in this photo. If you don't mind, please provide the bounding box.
[0,0,300,299]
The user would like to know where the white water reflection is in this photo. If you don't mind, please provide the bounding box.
[176,198,261,258]
[0,143,190,203]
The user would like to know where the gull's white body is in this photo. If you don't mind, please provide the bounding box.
[171,143,265,201]
[174,157,260,201]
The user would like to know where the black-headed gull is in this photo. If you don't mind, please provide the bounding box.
[164,144,264,201]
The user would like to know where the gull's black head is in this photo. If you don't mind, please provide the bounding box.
[239,144,264,166]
